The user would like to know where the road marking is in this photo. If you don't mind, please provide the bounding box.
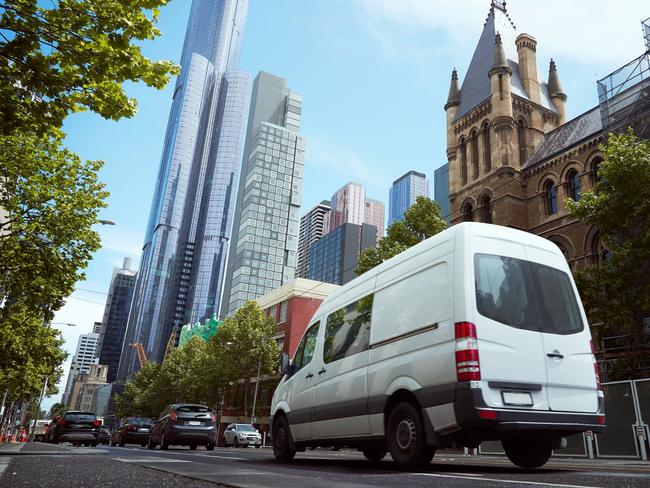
[412,473,602,488]
[113,457,191,463]
[0,457,13,478]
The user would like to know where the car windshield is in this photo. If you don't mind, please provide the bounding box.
[237,424,256,432]
[474,253,584,335]
[127,418,152,424]
[177,406,210,413]
[65,412,96,422]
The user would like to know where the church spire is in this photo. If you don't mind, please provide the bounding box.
[490,33,511,75]
[548,59,567,124]
[445,68,461,110]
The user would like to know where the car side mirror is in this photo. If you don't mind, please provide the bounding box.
[280,352,290,376]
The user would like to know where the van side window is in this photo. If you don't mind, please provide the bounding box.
[293,321,320,372]
[323,294,373,364]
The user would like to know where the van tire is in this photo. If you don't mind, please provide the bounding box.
[503,438,552,469]
[387,402,429,470]
[272,416,296,462]
[362,446,387,462]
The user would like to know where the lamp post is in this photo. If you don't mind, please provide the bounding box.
[250,353,262,424]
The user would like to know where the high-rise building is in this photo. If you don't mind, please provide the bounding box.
[364,198,385,241]
[62,332,100,406]
[433,164,450,224]
[97,258,136,383]
[118,0,251,377]
[328,182,365,231]
[308,223,377,285]
[67,364,108,412]
[296,200,330,279]
[388,170,429,226]
[221,72,305,316]
[92,322,102,334]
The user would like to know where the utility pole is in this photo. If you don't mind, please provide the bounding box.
[250,353,262,424]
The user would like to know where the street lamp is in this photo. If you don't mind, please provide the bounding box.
[50,322,78,327]
[96,219,115,226]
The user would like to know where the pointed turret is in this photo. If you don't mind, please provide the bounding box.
[489,33,512,76]
[548,59,567,124]
[445,69,461,110]
[445,69,461,176]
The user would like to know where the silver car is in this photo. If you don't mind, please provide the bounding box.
[223,423,262,448]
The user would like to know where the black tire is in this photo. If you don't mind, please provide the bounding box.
[233,438,239,448]
[91,441,98,447]
[272,415,296,462]
[147,436,156,450]
[141,443,147,447]
[255,444,261,448]
[387,402,430,470]
[190,444,197,450]
[362,446,388,462]
[206,442,215,451]
[503,438,552,469]
[119,441,125,447]
[160,431,169,450]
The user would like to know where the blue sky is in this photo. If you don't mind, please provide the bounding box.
[45,0,648,410]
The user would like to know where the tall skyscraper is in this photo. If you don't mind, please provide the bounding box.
[62,332,100,406]
[296,200,330,279]
[97,258,136,384]
[221,71,305,316]
[388,170,430,226]
[328,182,366,231]
[433,164,450,224]
[118,0,251,377]
[364,198,385,241]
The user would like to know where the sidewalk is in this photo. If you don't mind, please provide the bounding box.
[0,442,77,456]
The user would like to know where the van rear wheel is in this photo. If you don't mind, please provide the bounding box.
[503,438,552,469]
[387,402,430,470]
[272,416,295,462]
[362,446,387,462]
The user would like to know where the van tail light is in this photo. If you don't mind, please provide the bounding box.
[92,419,101,428]
[455,322,481,382]
[590,340,603,391]
[170,411,177,421]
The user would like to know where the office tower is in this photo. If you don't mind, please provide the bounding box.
[296,200,331,278]
[118,0,251,377]
[328,182,365,231]
[221,71,305,316]
[67,364,108,412]
[97,258,136,383]
[388,170,430,226]
[434,164,450,224]
[62,332,100,406]
[364,198,385,242]
[308,223,377,285]
[92,322,102,334]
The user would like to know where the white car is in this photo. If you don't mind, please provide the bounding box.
[223,423,262,448]
[270,222,605,470]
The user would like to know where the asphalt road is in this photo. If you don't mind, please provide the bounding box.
[2,442,650,488]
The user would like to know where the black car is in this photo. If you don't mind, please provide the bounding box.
[111,417,154,447]
[98,426,111,445]
[148,404,216,450]
[48,411,100,447]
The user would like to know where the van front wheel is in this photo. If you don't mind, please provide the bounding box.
[503,438,552,469]
[272,416,295,462]
[387,402,429,470]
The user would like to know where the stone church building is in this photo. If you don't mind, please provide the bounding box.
[445,1,610,270]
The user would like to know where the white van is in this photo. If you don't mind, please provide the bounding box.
[270,222,605,469]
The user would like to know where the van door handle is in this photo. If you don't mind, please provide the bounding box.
[305,372,313,379]
[547,352,564,359]
[318,367,326,375]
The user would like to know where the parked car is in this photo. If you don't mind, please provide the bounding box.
[110,417,154,447]
[32,420,50,442]
[47,411,101,447]
[223,424,262,448]
[148,404,216,450]
[270,223,606,470]
[98,426,111,445]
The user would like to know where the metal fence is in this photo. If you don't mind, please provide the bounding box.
[479,379,650,460]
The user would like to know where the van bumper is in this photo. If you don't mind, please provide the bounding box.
[453,383,606,435]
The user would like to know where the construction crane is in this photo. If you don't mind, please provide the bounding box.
[164,325,180,361]
[129,342,148,368]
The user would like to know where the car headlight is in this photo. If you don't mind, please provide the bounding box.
[239,433,247,438]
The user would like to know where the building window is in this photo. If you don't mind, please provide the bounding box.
[471,130,479,179]
[482,123,491,172]
[544,181,558,215]
[460,138,467,185]
[480,195,492,223]
[567,170,581,201]
[518,119,527,163]
[279,301,287,323]
[462,203,473,222]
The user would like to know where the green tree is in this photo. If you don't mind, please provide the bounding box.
[47,402,66,419]
[356,196,447,275]
[566,130,650,379]
[0,0,180,135]
[113,362,163,419]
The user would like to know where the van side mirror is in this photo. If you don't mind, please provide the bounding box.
[280,352,291,376]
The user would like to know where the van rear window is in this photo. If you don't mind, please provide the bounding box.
[474,254,583,335]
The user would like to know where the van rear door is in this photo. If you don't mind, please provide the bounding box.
[524,248,599,413]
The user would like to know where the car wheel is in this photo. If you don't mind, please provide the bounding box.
[503,438,552,469]
[110,440,117,446]
[362,446,388,462]
[233,438,239,448]
[160,431,169,450]
[206,442,215,451]
[141,443,147,447]
[387,401,430,470]
[255,444,261,448]
[91,441,98,447]
[147,436,156,450]
[190,444,197,450]
[272,415,296,462]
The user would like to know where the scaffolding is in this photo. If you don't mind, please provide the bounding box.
[597,18,650,140]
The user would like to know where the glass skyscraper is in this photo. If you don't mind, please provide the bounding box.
[118,0,251,378]
[388,170,429,226]
[221,71,304,317]
[433,164,451,224]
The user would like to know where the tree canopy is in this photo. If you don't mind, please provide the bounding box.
[356,196,447,275]
[0,0,180,135]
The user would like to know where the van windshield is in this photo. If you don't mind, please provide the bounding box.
[474,253,584,335]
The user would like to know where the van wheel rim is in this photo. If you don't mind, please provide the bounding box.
[396,418,416,451]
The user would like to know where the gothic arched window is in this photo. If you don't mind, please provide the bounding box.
[480,194,492,223]
[544,180,558,215]
[460,138,467,185]
[567,170,581,201]
[471,129,479,179]
[482,122,491,172]
[518,119,527,163]
[462,203,473,222]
